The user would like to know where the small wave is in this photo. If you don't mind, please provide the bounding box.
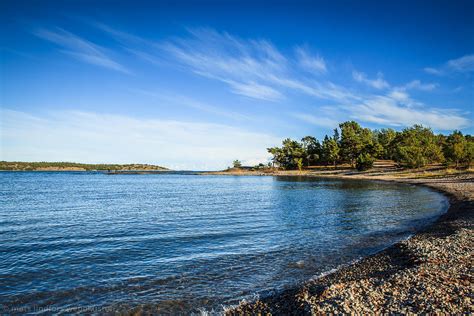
[287,260,305,268]
[308,257,362,282]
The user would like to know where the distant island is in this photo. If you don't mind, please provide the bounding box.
[0,161,169,172]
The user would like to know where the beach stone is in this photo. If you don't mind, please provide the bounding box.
[226,173,473,315]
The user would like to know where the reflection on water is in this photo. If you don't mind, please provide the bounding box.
[0,172,447,314]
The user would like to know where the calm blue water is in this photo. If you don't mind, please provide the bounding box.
[0,172,448,314]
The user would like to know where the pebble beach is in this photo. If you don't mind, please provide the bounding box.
[227,172,473,314]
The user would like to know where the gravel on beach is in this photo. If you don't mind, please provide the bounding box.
[227,173,473,315]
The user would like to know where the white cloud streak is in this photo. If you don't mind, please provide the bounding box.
[352,71,390,89]
[157,28,287,101]
[295,46,327,74]
[403,80,438,91]
[127,27,471,130]
[349,96,470,130]
[227,81,284,101]
[294,92,470,131]
[33,27,130,74]
[156,28,358,103]
[424,54,474,75]
[424,67,442,75]
[43,24,470,131]
[447,55,474,72]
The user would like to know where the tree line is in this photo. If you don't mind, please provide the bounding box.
[266,121,474,171]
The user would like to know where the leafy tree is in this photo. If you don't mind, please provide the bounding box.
[301,136,321,166]
[394,125,444,168]
[282,138,306,170]
[268,147,283,168]
[374,128,397,159]
[444,131,467,167]
[339,121,374,166]
[265,120,471,172]
[267,138,305,170]
[232,160,242,168]
[322,135,340,168]
[356,153,376,171]
[465,140,474,167]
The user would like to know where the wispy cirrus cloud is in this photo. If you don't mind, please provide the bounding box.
[402,80,438,91]
[424,67,442,75]
[293,91,469,131]
[33,27,130,74]
[227,80,284,101]
[424,54,474,75]
[88,24,354,103]
[89,24,470,130]
[92,22,147,46]
[156,28,470,129]
[352,71,390,89]
[349,95,469,130]
[157,28,288,101]
[447,54,474,72]
[383,80,437,109]
[295,46,327,74]
[156,28,356,102]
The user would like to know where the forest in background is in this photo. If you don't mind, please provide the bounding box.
[261,121,473,171]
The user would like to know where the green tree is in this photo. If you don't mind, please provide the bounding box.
[465,140,474,167]
[356,152,376,171]
[232,160,242,168]
[282,138,305,170]
[394,125,444,168]
[295,157,304,171]
[301,136,321,166]
[339,121,374,166]
[267,138,305,170]
[444,131,467,167]
[322,135,340,168]
[267,147,282,168]
[374,128,397,159]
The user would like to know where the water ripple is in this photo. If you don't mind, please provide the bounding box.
[0,172,448,314]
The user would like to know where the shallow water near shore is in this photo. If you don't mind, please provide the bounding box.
[0,172,448,314]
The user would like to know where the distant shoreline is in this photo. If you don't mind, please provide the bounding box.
[200,163,471,179]
[0,161,169,172]
[0,169,171,174]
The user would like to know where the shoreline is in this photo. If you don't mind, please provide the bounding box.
[0,161,169,172]
[0,169,170,172]
[220,169,473,314]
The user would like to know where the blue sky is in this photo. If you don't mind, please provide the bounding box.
[1,0,473,170]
